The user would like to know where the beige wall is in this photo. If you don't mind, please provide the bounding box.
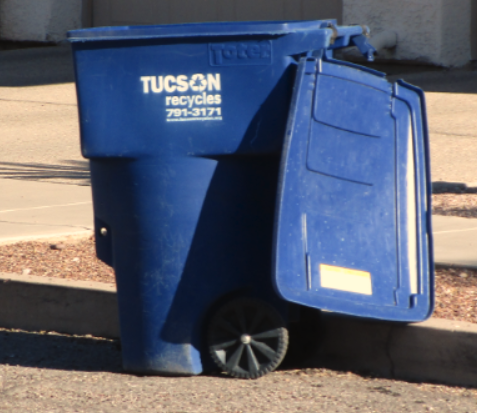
[344,0,472,67]
[0,0,82,42]
[83,0,342,28]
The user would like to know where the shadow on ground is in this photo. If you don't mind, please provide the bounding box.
[0,160,90,185]
[0,45,74,87]
[0,329,122,373]
[0,40,57,51]
[388,69,477,94]
[0,328,311,376]
[339,58,477,94]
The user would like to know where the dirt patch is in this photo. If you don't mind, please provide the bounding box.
[0,236,114,285]
[432,193,477,218]
[434,265,477,324]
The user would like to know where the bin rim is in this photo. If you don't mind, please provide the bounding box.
[67,20,333,42]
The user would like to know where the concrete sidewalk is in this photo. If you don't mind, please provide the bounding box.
[0,178,93,245]
[433,215,477,268]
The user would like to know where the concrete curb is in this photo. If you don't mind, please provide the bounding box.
[2,272,477,387]
[316,313,477,387]
[0,230,94,246]
[0,272,119,338]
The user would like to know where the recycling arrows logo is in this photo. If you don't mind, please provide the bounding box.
[189,74,208,92]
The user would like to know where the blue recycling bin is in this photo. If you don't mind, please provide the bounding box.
[68,20,433,379]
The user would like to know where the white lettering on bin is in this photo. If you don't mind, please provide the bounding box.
[140,73,221,94]
[140,73,223,122]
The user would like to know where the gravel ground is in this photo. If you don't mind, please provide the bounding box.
[0,327,476,413]
[432,193,477,218]
[0,236,115,285]
[0,233,476,325]
[434,266,477,324]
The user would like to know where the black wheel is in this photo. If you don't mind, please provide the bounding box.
[207,297,289,379]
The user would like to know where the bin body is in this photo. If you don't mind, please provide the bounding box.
[69,21,337,375]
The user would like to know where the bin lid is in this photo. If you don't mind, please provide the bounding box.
[273,57,434,322]
[67,20,329,42]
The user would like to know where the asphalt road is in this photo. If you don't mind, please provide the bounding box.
[0,328,476,413]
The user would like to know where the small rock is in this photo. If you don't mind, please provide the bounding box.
[459,272,468,278]
[50,243,66,250]
[22,269,31,275]
[72,257,80,262]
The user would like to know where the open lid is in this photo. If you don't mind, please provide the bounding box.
[273,57,433,322]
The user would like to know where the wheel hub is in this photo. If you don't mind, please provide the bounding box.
[208,297,289,379]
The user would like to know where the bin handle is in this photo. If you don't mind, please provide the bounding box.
[323,22,377,61]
